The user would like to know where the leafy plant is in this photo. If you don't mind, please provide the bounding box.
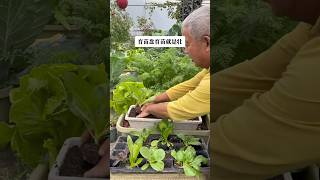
[130,128,153,143]
[127,48,200,92]
[212,0,297,72]
[156,119,174,147]
[0,64,106,167]
[140,146,165,171]
[127,135,143,168]
[52,0,108,42]
[0,0,52,88]
[137,16,154,36]
[110,52,127,88]
[110,81,153,116]
[110,1,133,45]
[63,65,108,144]
[171,146,208,177]
[177,134,201,148]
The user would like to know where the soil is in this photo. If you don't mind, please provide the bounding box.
[197,115,209,130]
[128,105,159,119]
[172,143,184,151]
[60,142,101,177]
[158,143,170,151]
[123,119,130,127]
[168,135,182,143]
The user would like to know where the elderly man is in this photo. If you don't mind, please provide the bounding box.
[138,5,210,120]
[212,0,320,179]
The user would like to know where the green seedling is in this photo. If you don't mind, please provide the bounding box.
[127,135,143,168]
[130,128,152,143]
[156,119,174,147]
[140,146,165,171]
[177,134,201,148]
[171,146,208,177]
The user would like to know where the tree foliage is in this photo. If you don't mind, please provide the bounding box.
[212,0,297,72]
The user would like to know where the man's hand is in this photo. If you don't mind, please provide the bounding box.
[137,103,152,118]
[84,140,109,178]
[137,103,169,119]
[81,131,109,178]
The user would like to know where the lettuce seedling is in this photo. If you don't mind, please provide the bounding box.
[140,146,165,171]
[129,128,152,143]
[171,146,208,177]
[127,135,143,168]
[156,119,173,147]
[177,134,201,148]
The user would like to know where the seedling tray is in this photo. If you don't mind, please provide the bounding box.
[125,105,202,130]
[110,136,210,176]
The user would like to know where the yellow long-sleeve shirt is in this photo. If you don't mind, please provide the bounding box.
[211,16,320,179]
[166,68,210,120]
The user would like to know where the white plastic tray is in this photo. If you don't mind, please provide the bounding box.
[125,105,202,130]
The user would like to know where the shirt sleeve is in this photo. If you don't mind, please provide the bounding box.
[167,72,210,120]
[212,23,313,121]
[211,34,320,179]
[166,69,208,101]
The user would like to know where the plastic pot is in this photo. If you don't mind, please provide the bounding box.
[125,105,202,130]
[48,137,108,180]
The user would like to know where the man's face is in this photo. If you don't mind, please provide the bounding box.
[182,27,210,69]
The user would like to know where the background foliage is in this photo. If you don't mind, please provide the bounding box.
[212,0,297,72]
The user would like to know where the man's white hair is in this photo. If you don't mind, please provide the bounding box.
[182,5,210,40]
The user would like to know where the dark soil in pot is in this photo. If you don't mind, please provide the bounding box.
[168,135,182,143]
[123,119,130,127]
[59,142,100,177]
[157,143,170,151]
[128,105,159,118]
[145,134,161,145]
[172,143,184,151]
[197,115,208,130]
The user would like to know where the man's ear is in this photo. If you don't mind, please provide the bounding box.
[204,35,210,52]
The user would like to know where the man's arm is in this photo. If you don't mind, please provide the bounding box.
[153,92,170,103]
[211,36,320,179]
[165,69,208,101]
[138,73,210,120]
[212,23,313,121]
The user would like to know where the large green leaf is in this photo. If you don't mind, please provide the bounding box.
[185,146,196,163]
[0,0,52,55]
[10,129,49,167]
[153,149,165,162]
[150,161,164,172]
[183,163,198,176]
[63,70,107,142]
[140,146,151,160]
[191,155,208,171]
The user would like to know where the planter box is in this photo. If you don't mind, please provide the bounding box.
[117,114,210,145]
[110,136,210,179]
[48,137,108,180]
[125,105,202,130]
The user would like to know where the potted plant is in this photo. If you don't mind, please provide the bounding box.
[0,64,106,180]
[48,63,108,179]
[0,0,52,122]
